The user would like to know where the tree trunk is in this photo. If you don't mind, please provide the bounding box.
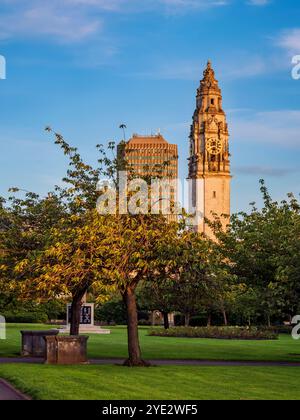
[123,286,149,367]
[222,309,228,326]
[207,313,212,327]
[70,289,87,336]
[184,313,190,327]
[267,314,271,328]
[162,311,169,330]
[151,311,155,326]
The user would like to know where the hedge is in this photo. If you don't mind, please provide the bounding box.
[2,311,48,324]
[148,326,278,340]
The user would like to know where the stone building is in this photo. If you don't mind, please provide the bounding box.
[188,61,231,237]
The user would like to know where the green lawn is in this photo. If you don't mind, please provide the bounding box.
[1,324,300,362]
[1,324,300,400]
[0,363,299,400]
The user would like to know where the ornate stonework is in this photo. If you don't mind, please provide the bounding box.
[188,61,231,237]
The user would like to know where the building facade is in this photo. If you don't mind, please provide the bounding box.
[188,61,231,237]
[120,133,178,219]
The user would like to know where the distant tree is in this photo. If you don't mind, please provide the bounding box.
[119,124,127,141]
[212,180,300,326]
[171,230,215,326]
[137,279,176,329]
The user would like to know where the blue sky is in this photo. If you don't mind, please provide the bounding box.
[0,0,300,212]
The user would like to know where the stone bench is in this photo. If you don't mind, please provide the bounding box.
[20,330,59,357]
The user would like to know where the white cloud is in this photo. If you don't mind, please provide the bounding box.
[66,0,229,11]
[160,0,229,9]
[132,52,286,81]
[134,59,204,80]
[222,56,268,79]
[247,0,270,6]
[0,2,103,43]
[230,110,300,148]
[276,28,300,54]
[0,0,230,42]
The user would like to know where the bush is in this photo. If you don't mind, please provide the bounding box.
[3,311,48,324]
[148,326,278,340]
[189,315,208,327]
[41,301,66,320]
[174,314,185,326]
[139,319,151,326]
[266,325,293,335]
[95,300,127,325]
[138,311,150,321]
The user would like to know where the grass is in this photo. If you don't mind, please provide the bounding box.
[1,324,300,400]
[0,363,300,400]
[1,324,300,362]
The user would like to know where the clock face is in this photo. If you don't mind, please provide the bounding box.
[206,138,222,155]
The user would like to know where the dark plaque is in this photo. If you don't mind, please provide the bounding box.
[80,306,92,325]
[68,305,92,325]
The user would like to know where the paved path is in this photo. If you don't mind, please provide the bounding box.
[0,357,300,367]
[0,379,30,400]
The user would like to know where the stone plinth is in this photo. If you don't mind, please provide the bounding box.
[59,325,110,335]
[21,330,59,357]
[44,335,89,365]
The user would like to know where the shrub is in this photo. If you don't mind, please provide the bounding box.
[266,325,293,335]
[138,311,150,321]
[3,311,48,324]
[95,300,127,325]
[174,314,185,326]
[41,301,66,320]
[189,315,208,327]
[139,319,151,326]
[148,326,278,340]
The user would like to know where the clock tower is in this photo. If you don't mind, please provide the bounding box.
[188,61,231,237]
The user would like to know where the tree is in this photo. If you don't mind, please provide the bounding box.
[171,230,215,326]
[101,213,178,365]
[143,228,216,328]
[0,190,65,304]
[46,129,180,364]
[212,180,300,325]
[119,124,127,141]
[4,127,181,365]
[137,279,176,329]
[15,210,113,335]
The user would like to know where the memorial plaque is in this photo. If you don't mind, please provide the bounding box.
[67,304,94,326]
[80,306,92,325]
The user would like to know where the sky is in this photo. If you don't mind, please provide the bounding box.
[0,0,300,212]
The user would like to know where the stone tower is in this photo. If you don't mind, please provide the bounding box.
[188,61,231,237]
